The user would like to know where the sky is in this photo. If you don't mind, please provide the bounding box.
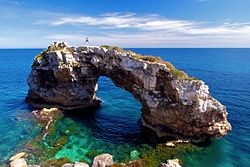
[1,0,250,48]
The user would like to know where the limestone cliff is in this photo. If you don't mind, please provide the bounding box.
[26,42,231,141]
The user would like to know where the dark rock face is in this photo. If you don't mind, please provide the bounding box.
[26,42,231,141]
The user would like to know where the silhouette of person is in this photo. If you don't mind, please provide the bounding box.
[85,37,89,43]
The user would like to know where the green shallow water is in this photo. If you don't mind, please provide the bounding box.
[53,117,139,163]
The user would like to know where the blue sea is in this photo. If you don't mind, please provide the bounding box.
[0,48,249,166]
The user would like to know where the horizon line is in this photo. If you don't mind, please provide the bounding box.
[1,47,250,49]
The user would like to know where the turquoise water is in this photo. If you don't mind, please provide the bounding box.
[0,48,249,166]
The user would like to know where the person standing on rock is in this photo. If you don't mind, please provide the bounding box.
[85,37,89,44]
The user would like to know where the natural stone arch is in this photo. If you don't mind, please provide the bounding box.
[26,42,231,142]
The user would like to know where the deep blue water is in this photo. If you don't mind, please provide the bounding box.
[0,48,249,166]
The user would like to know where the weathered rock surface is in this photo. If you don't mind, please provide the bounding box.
[74,162,90,167]
[9,158,27,167]
[159,159,182,167]
[9,153,27,167]
[9,152,26,162]
[92,153,113,167]
[62,162,89,167]
[26,42,231,141]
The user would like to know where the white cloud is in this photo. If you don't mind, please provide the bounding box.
[51,13,197,32]
[39,12,250,47]
[50,13,250,36]
[46,30,250,48]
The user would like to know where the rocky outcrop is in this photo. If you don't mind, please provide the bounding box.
[26,42,231,141]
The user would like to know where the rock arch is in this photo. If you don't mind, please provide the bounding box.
[26,42,231,141]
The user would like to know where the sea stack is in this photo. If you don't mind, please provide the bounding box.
[26,42,232,142]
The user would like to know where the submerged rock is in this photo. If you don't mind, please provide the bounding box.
[31,107,62,141]
[93,153,113,167]
[26,42,231,141]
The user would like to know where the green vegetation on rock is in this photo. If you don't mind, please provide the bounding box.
[100,45,134,54]
[41,158,71,167]
[133,54,163,63]
[32,49,49,67]
[139,143,198,167]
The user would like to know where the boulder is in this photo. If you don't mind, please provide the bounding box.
[62,162,89,167]
[74,162,89,167]
[159,159,182,167]
[9,158,27,167]
[62,163,73,167]
[165,142,175,147]
[9,152,26,162]
[93,154,113,167]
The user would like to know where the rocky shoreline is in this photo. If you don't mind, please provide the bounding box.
[9,152,182,167]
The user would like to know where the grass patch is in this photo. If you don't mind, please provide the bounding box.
[163,62,197,80]
[132,54,163,63]
[100,45,111,49]
[100,45,135,54]
[32,49,49,67]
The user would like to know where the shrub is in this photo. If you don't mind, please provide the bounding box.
[185,77,198,81]
[163,62,192,79]
[136,55,163,63]
[34,49,48,61]
[100,45,111,49]
[100,45,134,54]
[174,70,189,79]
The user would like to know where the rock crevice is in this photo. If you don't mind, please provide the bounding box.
[26,42,231,141]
